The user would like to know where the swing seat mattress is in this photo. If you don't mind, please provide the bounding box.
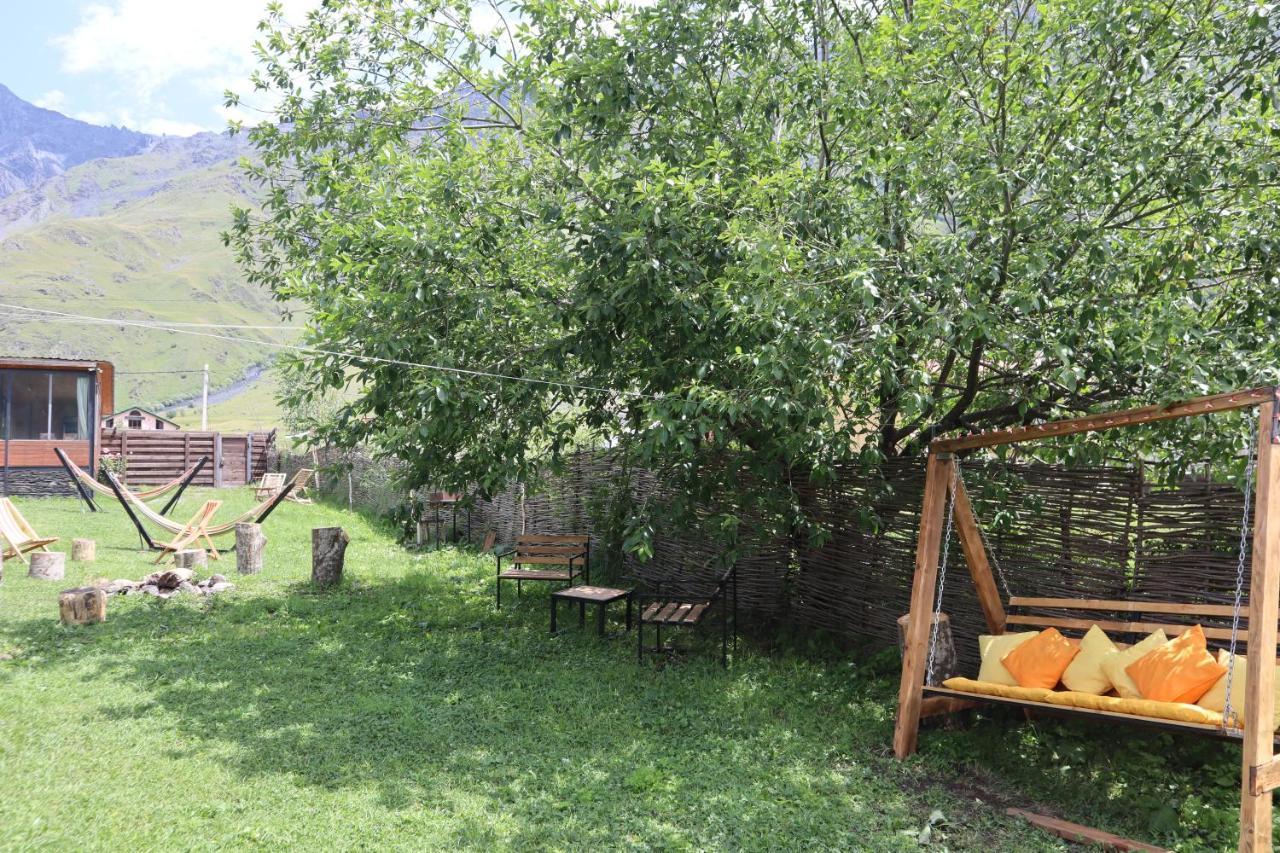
[942,677,1224,726]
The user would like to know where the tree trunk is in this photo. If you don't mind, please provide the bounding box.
[235,523,266,575]
[28,552,65,581]
[175,549,208,570]
[59,587,107,625]
[897,611,957,686]
[311,527,349,587]
[71,539,96,562]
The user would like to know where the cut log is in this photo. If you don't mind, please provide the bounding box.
[59,587,107,625]
[174,549,208,570]
[897,612,957,686]
[312,527,349,587]
[28,552,65,581]
[235,523,266,575]
[71,539,96,562]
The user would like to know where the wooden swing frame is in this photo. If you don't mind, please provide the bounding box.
[893,385,1280,851]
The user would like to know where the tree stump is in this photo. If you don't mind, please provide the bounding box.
[174,549,208,570]
[897,612,957,686]
[235,523,266,575]
[28,552,65,581]
[71,539,96,562]
[59,587,107,625]
[312,527,349,587]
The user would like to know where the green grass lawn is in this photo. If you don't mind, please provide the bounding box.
[0,493,1254,850]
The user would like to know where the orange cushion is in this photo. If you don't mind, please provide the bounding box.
[1001,628,1080,689]
[1125,625,1226,704]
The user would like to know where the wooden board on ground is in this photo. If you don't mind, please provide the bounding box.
[1006,808,1169,852]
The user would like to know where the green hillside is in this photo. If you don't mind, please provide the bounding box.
[0,133,291,421]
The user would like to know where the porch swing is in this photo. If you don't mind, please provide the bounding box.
[893,386,1280,851]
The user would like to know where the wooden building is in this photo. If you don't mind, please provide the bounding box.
[0,357,114,496]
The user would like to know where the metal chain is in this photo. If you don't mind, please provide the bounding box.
[1222,419,1258,730]
[954,461,1013,599]
[926,466,960,686]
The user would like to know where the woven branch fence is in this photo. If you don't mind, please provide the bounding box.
[467,451,1254,668]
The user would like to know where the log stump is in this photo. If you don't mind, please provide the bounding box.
[235,523,266,575]
[28,551,65,581]
[311,527,349,587]
[174,549,208,570]
[897,612,957,686]
[71,539,96,562]
[59,587,107,625]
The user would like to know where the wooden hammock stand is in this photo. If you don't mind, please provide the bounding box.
[893,385,1280,851]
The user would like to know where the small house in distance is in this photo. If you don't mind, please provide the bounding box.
[0,357,114,496]
[102,407,179,432]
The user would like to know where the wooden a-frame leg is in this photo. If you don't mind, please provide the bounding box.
[1241,398,1280,852]
[894,451,954,759]
[952,476,1007,634]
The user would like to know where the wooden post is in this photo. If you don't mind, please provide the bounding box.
[235,523,266,575]
[59,587,107,625]
[121,430,129,483]
[894,451,954,759]
[28,552,65,581]
[71,539,96,562]
[246,434,254,485]
[951,478,1007,633]
[312,527,349,587]
[174,549,208,570]
[1241,397,1280,851]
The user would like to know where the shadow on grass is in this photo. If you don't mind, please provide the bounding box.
[0,565,915,848]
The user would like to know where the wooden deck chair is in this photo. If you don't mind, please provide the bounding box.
[288,468,316,504]
[153,500,222,564]
[0,498,58,564]
[254,472,287,501]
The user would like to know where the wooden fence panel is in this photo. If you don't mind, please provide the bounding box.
[101,429,275,487]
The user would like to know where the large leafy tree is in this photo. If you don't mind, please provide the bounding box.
[230,0,1280,547]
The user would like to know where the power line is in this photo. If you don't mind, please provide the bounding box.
[1,303,658,400]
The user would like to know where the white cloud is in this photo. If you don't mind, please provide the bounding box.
[51,0,318,131]
[34,89,68,111]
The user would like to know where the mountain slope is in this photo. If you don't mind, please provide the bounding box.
[0,83,152,198]
[0,99,290,416]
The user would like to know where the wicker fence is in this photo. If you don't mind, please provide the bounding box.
[467,451,1254,664]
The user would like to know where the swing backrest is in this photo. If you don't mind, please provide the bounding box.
[1006,596,1257,650]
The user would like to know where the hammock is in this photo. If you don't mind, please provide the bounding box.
[104,469,304,548]
[55,446,206,513]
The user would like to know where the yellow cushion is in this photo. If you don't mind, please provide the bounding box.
[1099,630,1167,699]
[941,677,1224,726]
[1125,625,1226,704]
[1060,625,1119,694]
[976,632,1039,686]
[1197,650,1280,730]
[1001,628,1080,689]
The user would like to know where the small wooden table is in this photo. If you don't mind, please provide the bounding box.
[551,586,634,637]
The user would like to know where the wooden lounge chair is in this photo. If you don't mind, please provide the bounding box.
[288,468,315,504]
[153,500,222,564]
[636,564,738,667]
[0,498,58,564]
[254,472,287,501]
[495,534,589,607]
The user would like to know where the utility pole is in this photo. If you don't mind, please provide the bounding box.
[201,364,209,431]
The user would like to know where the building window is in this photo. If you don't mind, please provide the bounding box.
[155,421,164,430]
[0,370,91,440]
[105,417,114,428]
[128,417,143,430]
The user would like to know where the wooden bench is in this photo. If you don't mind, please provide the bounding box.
[637,564,738,667]
[495,534,589,607]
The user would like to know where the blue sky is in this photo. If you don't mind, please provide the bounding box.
[0,0,316,135]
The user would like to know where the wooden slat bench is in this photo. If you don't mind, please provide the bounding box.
[495,534,589,607]
[636,564,737,667]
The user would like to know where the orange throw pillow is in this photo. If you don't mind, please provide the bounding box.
[1001,628,1080,689]
[1125,625,1226,704]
